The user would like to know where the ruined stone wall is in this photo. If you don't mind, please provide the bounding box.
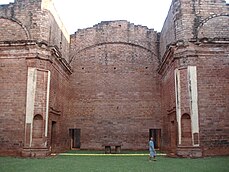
[69,21,161,150]
[159,40,229,156]
[0,0,229,157]
[70,21,157,57]
[0,17,28,40]
[0,0,70,61]
[25,45,71,153]
[47,56,71,153]
[0,41,71,156]
[159,2,176,60]
[159,0,229,156]
[194,43,229,156]
[0,0,71,156]
[160,0,228,59]
[159,58,178,152]
[0,45,27,155]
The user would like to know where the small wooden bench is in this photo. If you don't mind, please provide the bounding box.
[103,143,122,154]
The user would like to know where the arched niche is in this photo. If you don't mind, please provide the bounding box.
[33,114,43,138]
[181,113,192,146]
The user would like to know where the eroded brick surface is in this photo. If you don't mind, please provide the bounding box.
[0,0,228,157]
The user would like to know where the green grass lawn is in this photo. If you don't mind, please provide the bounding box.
[0,151,229,172]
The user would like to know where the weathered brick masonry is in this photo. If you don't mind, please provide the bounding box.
[0,0,71,157]
[159,0,229,157]
[69,21,161,150]
[0,0,228,157]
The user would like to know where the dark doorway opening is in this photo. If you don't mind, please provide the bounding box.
[51,121,57,150]
[69,128,81,149]
[149,129,161,149]
[169,112,177,153]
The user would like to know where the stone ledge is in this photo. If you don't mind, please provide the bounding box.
[177,146,202,158]
[21,148,51,158]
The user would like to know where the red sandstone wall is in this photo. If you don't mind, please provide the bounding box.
[160,61,178,152]
[47,58,71,152]
[195,44,229,156]
[0,0,70,61]
[23,46,71,153]
[198,15,229,39]
[159,2,176,59]
[160,0,228,59]
[0,18,28,40]
[69,21,161,150]
[0,0,228,157]
[0,42,71,156]
[0,51,27,155]
[159,0,229,156]
[0,0,71,156]
[160,42,229,156]
[71,21,157,55]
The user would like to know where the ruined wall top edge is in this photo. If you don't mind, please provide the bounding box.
[73,20,156,34]
[0,0,69,43]
[70,20,158,53]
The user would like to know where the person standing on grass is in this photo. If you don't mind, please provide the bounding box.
[149,137,156,161]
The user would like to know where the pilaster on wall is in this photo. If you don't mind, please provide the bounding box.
[188,66,199,146]
[24,67,51,150]
[175,66,199,146]
[25,68,37,147]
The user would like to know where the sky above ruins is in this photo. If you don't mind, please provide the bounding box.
[53,0,172,33]
[1,0,229,34]
[0,0,172,33]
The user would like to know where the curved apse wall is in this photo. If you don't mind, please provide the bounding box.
[69,21,162,150]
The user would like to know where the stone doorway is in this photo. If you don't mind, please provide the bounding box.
[169,112,177,153]
[149,129,161,149]
[51,121,57,151]
[69,128,81,149]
